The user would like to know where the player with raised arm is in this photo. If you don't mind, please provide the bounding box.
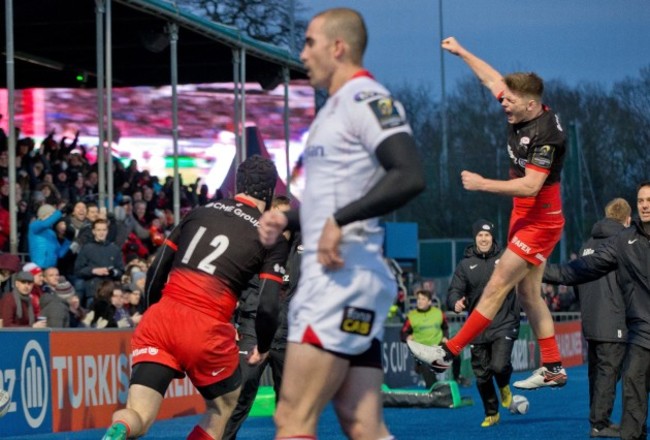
[409,36,568,390]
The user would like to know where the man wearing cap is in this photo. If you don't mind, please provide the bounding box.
[446,219,520,428]
[23,262,44,297]
[28,203,71,269]
[0,271,47,328]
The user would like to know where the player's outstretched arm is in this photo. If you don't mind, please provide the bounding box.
[441,36,505,98]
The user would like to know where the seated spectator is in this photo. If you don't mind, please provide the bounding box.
[23,262,44,297]
[113,285,134,328]
[0,252,22,294]
[0,271,47,328]
[74,219,124,308]
[39,286,70,328]
[131,271,146,294]
[122,285,143,326]
[67,295,86,328]
[28,204,71,269]
[23,262,44,315]
[42,266,61,294]
[84,280,118,328]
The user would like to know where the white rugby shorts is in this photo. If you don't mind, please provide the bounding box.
[288,268,396,355]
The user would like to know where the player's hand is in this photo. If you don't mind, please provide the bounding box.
[247,346,269,366]
[454,297,467,313]
[317,217,344,270]
[441,37,464,56]
[461,170,484,191]
[258,210,288,247]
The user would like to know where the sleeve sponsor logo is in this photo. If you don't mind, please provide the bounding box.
[368,97,406,130]
[530,144,554,168]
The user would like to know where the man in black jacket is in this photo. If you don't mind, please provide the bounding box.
[574,198,631,438]
[73,219,124,307]
[223,196,302,440]
[447,219,520,428]
[544,181,650,440]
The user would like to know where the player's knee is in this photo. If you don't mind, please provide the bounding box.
[490,360,511,375]
[334,403,370,440]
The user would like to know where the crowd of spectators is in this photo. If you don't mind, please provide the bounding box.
[0,128,213,329]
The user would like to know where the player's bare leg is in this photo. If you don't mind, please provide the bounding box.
[333,366,391,440]
[513,260,567,389]
[103,384,165,439]
[274,342,348,438]
[191,387,241,439]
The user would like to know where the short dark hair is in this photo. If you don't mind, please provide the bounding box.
[415,289,433,300]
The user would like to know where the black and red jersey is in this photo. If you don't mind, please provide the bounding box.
[146,196,288,318]
[506,108,566,185]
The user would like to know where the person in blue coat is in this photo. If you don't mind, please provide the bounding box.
[28,204,71,269]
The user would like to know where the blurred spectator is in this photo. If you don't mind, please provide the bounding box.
[66,201,89,239]
[28,204,71,269]
[0,271,46,328]
[84,279,118,328]
[130,271,146,295]
[123,286,143,325]
[113,284,134,328]
[67,294,87,328]
[37,182,61,206]
[23,262,44,314]
[74,218,124,307]
[42,266,61,294]
[542,283,561,312]
[558,284,577,311]
[0,252,21,294]
[39,285,70,328]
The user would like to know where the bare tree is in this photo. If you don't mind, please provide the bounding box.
[177,0,308,54]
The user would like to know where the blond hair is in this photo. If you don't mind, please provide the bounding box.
[604,197,631,224]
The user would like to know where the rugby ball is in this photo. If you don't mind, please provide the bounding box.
[0,389,10,418]
[509,394,529,415]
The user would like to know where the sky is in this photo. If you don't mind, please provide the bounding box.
[302,0,650,98]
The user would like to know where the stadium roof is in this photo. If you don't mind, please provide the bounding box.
[1,0,306,89]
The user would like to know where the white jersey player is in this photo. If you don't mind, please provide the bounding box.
[258,8,425,440]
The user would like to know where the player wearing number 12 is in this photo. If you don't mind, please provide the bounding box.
[102,155,289,440]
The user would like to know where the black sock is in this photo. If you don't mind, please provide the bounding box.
[543,362,563,373]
